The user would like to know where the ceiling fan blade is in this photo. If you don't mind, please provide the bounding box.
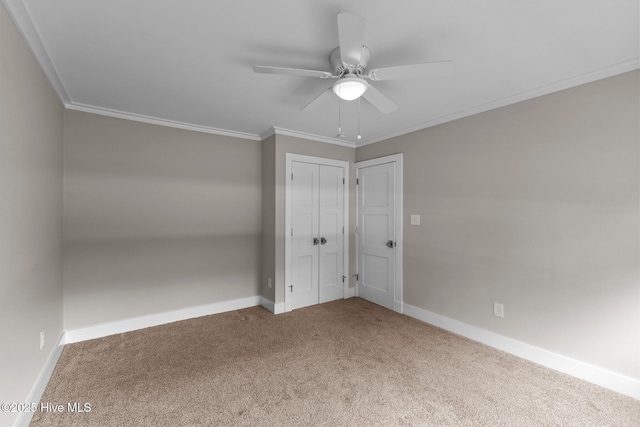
[253,66,334,79]
[302,87,334,112]
[361,85,398,114]
[366,60,453,81]
[337,12,365,67]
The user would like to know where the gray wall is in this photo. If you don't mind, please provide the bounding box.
[3,0,637,412]
[63,110,262,330]
[261,134,355,304]
[0,5,64,426]
[261,135,277,302]
[356,70,640,380]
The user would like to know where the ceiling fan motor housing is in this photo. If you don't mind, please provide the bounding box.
[330,46,371,76]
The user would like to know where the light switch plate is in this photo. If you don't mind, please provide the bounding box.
[410,214,420,225]
[493,302,504,318]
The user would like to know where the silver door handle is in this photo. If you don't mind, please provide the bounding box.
[313,238,320,245]
[320,237,327,245]
[386,240,395,248]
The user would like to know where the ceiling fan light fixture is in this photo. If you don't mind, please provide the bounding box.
[332,75,368,101]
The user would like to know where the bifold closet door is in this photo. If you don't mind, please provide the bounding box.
[318,165,344,304]
[290,161,344,310]
[291,161,320,310]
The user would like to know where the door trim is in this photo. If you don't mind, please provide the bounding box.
[285,153,350,312]
[355,153,403,313]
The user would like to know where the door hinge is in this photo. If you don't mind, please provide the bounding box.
[291,228,293,237]
[291,173,293,180]
[343,177,345,185]
[342,226,344,234]
[356,178,359,185]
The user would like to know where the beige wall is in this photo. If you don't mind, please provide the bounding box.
[63,110,262,330]
[261,134,355,304]
[261,135,277,302]
[3,0,638,409]
[357,70,640,380]
[0,5,64,426]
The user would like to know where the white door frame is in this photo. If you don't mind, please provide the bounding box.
[355,153,403,313]
[285,153,350,312]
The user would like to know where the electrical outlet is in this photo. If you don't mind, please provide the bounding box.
[410,214,421,226]
[493,302,504,318]
[40,330,45,350]
[267,278,272,289]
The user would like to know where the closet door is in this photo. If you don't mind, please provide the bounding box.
[318,165,344,303]
[288,158,346,311]
[290,161,320,310]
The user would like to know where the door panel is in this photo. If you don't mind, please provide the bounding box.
[319,165,344,303]
[291,161,319,310]
[362,253,389,291]
[357,162,396,310]
[320,168,341,207]
[293,255,314,292]
[362,170,390,207]
[361,214,388,248]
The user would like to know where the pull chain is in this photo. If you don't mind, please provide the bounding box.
[338,98,342,133]
[357,97,362,140]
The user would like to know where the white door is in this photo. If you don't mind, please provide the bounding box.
[318,165,344,303]
[290,161,320,310]
[289,159,346,310]
[356,155,403,311]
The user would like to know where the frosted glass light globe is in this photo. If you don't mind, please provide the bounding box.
[332,76,368,101]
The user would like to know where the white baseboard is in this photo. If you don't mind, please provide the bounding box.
[394,300,403,314]
[274,303,285,314]
[260,296,274,313]
[64,296,261,344]
[260,296,285,314]
[402,303,640,401]
[15,333,65,427]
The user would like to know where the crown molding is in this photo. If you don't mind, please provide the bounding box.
[6,0,635,150]
[66,103,262,141]
[259,127,277,141]
[260,127,356,148]
[357,59,640,147]
[2,0,70,104]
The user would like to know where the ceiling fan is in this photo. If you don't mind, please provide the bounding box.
[254,12,452,114]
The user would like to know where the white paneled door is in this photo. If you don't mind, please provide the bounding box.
[318,164,345,304]
[288,155,347,311]
[356,155,403,312]
[290,161,320,309]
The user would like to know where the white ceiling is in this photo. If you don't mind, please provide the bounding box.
[5,0,639,146]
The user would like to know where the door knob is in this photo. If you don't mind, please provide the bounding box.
[386,240,395,248]
[320,237,327,245]
[313,238,319,245]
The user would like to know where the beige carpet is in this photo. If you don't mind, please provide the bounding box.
[32,298,638,426]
